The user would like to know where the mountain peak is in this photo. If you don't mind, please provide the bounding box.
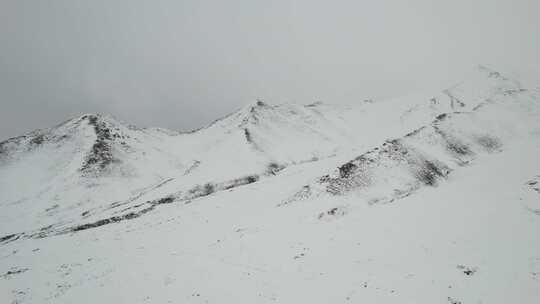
[72,113,126,128]
[241,99,272,114]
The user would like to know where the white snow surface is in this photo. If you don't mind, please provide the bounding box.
[1,65,540,303]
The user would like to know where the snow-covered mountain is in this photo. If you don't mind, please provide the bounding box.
[1,66,540,303]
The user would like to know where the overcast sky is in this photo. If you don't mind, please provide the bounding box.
[1,0,539,140]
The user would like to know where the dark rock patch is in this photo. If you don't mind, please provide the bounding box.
[0,233,23,245]
[80,115,120,174]
[447,297,462,304]
[284,111,505,206]
[69,174,260,233]
[71,204,157,233]
[434,127,474,158]
[527,176,540,194]
[414,159,448,186]
[436,113,448,121]
[475,135,502,152]
[30,134,45,145]
[0,172,265,243]
[2,267,29,279]
[339,162,357,178]
[457,264,477,276]
[318,206,347,220]
[444,90,466,108]
[267,162,285,175]
[405,126,426,138]
[243,128,252,143]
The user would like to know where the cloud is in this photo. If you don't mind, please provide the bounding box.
[1,0,539,140]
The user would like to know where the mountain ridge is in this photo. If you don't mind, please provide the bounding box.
[1,65,534,237]
[2,65,540,304]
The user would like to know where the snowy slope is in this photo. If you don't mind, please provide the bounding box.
[1,65,540,303]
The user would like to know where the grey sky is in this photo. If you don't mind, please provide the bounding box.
[1,0,539,141]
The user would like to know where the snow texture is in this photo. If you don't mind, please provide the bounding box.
[1,65,540,303]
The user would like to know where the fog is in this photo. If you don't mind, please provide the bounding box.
[1,0,539,140]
